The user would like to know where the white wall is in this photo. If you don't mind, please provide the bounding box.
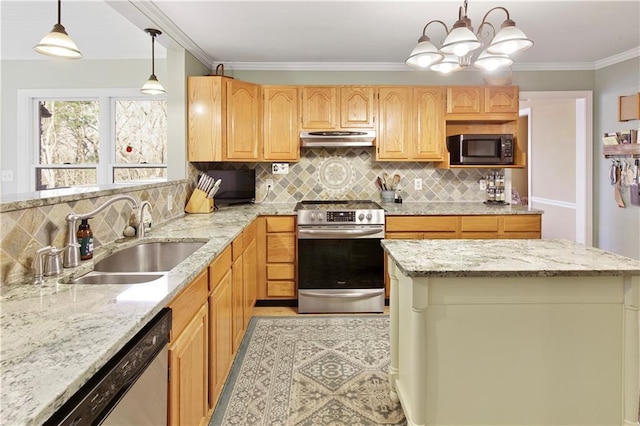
[594,57,640,259]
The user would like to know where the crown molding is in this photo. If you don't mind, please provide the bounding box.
[127,1,216,69]
[594,46,640,69]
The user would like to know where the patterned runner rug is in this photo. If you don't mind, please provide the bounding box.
[210,315,406,426]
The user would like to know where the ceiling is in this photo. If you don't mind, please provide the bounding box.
[2,1,639,71]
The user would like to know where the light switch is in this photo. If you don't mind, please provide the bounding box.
[1,170,13,182]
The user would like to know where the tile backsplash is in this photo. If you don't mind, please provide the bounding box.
[0,181,189,286]
[197,147,488,204]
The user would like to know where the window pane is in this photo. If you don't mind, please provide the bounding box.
[113,167,167,183]
[36,168,97,191]
[115,100,167,165]
[38,100,99,164]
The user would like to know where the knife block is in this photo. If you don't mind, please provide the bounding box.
[185,189,214,214]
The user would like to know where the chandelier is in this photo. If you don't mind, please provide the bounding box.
[406,0,533,74]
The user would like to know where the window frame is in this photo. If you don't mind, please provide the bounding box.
[18,88,167,192]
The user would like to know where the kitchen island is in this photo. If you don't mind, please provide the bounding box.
[382,238,640,426]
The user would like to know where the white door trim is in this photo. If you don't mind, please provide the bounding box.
[520,91,593,246]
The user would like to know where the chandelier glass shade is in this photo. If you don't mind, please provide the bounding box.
[33,0,82,59]
[140,28,166,95]
[406,0,532,74]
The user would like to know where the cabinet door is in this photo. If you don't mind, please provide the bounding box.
[377,87,411,160]
[413,87,445,160]
[266,233,295,263]
[263,86,299,161]
[447,86,482,114]
[243,237,257,328]
[340,86,376,128]
[232,255,244,352]
[187,76,224,162]
[484,86,519,113]
[301,86,338,129]
[225,79,261,161]
[208,270,233,410]
[168,303,208,426]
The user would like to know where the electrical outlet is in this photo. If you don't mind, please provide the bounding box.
[272,163,289,174]
[479,179,487,190]
[1,170,13,182]
[414,178,422,191]
[266,179,274,188]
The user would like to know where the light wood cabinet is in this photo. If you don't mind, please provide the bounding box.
[340,86,377,128]
[384,214,541,295]
[377,86,412,160]
[187,76,261,162]
[242,221,257,328]
[257,216,297,300]
[446,86,519,116]
[208,246,233,411]
[301,86,376,130]
[413,86,445,161]
[168,270,209,426]
[377,86,446,162]
[231,238,244,353]
[263,86,299,161]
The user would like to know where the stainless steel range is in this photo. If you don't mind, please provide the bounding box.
[295,200,385,313]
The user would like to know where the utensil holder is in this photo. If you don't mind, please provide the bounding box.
[185,189,214,214]
[381,190,395,203]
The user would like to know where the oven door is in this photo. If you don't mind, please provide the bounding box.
[297,225,384,313]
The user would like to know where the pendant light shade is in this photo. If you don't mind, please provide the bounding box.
[405,35,444,69]
[473,49,513,71]
[33,0,82,59]
[430,54,463,74]
[487,20,533,55]
[140,28,166,95]
[440,24,481,57]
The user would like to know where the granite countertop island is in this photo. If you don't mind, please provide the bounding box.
[0,201,542,425]
[382,238,640,426]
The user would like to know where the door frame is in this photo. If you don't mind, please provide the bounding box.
[519,91,593,245]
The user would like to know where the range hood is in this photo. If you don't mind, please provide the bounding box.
[300,130,376,147]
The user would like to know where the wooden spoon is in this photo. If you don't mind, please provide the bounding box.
[392,174,400,189]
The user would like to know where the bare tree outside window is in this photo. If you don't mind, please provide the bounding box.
[35,97,167,190]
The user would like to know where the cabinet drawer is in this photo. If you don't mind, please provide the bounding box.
[461,216,499,232]
[267,234,296,263]
[266,216,295,233]
[386,216,457,232]
[503,215,541,233]
[385,232,424,239]
[209,245,232,292]
[169,269,209,341]
[243,220,257,246]
[267,281,296,297]
[267,263,295,280]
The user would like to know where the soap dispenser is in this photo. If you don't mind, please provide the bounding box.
[77,219,94,260]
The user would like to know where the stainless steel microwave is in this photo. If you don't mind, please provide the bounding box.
[447,134,514,165]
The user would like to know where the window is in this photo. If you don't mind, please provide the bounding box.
[31,90,166,191]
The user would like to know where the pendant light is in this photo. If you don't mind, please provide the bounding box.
[33,0,82,59]
[140,28,166,95]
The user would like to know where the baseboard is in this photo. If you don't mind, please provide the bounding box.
[255,299,298,307]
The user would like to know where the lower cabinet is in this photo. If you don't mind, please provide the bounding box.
[256,216,297,300]
[168,269,209,426]
[384,214,542,296]
[208,246,233,410]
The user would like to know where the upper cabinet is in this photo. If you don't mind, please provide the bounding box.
[439,85,524,169]
[187,76,261,162]
[446,86,519,120]
[377,86,445,162]
[262,86,300,161]
[301,86,376,130]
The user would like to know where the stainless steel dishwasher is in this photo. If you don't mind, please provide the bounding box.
[45,308,172,426]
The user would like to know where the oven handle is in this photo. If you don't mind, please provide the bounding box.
[300,290,383,298]
[298,228,383,238]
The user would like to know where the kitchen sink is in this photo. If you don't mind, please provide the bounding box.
[71,273,165,285]
[93,241,206,273]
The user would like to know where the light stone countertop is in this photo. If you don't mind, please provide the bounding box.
[382,238,640,278]
[0,201,542,425]
[382,201,542,215]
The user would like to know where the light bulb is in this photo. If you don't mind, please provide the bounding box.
[453,44,470,57]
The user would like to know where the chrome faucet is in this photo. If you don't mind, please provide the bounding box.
[138,201,152,238]
[64,195,138,268]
